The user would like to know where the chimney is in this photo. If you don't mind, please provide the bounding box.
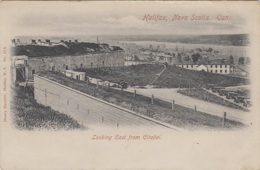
[32,39,36,44]
[60,40,64,43]
[12,39,16,43]
[75,39,78,43]
[46,39,50,43]
[38,39,41,42]
[69,40,71,43]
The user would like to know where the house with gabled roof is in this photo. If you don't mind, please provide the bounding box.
[175,59,234,75]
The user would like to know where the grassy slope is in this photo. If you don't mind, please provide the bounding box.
[155,65,248,88]
[38,71,244,130]
[11,86,84,130]
[177,88,245,110]
[77,64,248,88]
[78,64,163,86]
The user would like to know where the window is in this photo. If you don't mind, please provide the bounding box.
[211,70,213,73]
[191,65,193,68]
[65,65,68,70]
[76,75,79,80]
[225,65,227,68]
[102,61,105,66]
[215,65,217,68]
[24,60,28,65]
[32,70,35,75]
[215,70,217,73]
[81,64,83,68]
[211,65,212,68]
[225,70,227,73]
[220,70,222,73]
[220,65,222,68]
[91,62,93,67]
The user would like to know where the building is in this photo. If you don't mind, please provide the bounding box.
[11,51,125,82]
[125,54,149,66]
[11,39,26,46]
[175,59,234,74]
[124,61,149,66]
[11,55,29,82]
[155,53,175,64]
[64,70,86,81]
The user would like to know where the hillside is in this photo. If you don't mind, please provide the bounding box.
[77,64,249,88]
[11,42,123,57]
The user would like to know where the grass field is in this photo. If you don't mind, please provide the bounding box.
[38,71,245,130]
[77,64,248,88]
[11,86,84,130]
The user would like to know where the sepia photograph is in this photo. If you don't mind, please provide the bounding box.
[0,1,259,170]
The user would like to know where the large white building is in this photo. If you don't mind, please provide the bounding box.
[175,59,234,75]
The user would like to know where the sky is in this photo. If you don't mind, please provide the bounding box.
[1,1,257,37]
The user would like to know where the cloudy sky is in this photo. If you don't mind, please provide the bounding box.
[1,1,257,37]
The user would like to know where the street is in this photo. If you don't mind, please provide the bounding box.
[126,87,252,125]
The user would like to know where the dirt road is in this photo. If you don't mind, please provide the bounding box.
[126,88,252,125]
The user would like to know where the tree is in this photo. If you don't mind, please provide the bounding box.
[177,53,182,62]
[206,48,213,52]
[238,57,245,65]
[202,56,209,62]
[196,48,202,52]
[183,55,191,61]
[191,53,201,63]
[229,55,234,64]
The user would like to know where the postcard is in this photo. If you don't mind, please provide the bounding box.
[0,1,259,170]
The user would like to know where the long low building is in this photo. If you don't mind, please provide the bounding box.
[175,59,234,75]
[64,70,86,81]
[11,51,125,82]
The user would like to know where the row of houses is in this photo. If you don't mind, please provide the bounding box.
[11,39,81,47]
